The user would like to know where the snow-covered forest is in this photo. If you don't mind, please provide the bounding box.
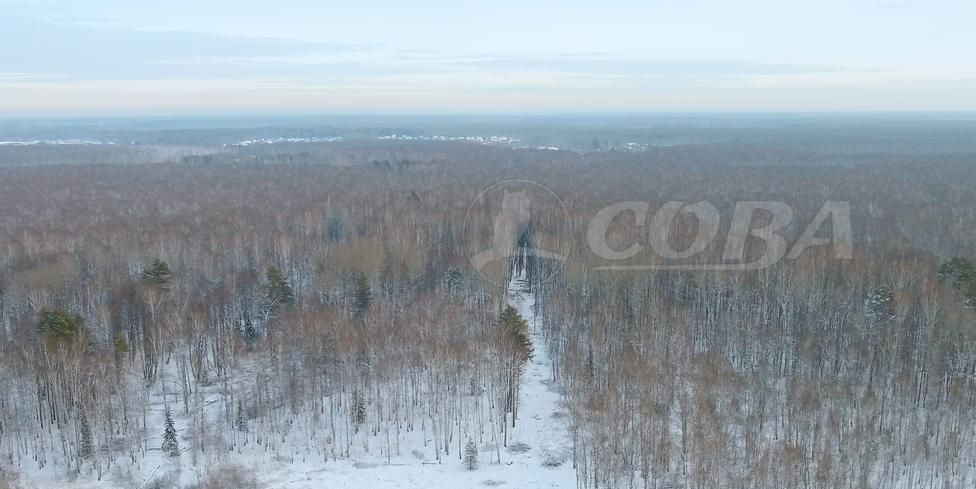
[0,135,975,489]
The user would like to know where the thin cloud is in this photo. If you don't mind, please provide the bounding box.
[0,17,369,78]
[0,17,866,83]
[441,55,861,77]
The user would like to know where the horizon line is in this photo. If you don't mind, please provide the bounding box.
[3,110,976,122]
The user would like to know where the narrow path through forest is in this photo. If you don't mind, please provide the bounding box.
[260,268,576,488]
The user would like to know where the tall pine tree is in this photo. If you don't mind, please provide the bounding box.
[352,272,371,320]
[865,285,896,325]
[352,389,367,431]
[78,412,93,459]
[937,257,974,290]
[938,257,976,307]
[142,259,172,289]
[497,305,533,423]
[161,407,179,458]
[235,401,247,433]
[464,439,479,470]
[265,266,295,312]
[499,305,533,362]
[38,308,85,348]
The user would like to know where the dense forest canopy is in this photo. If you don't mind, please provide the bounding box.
[0,117,975,488]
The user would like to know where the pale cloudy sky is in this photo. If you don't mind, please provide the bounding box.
[1,0,974,114]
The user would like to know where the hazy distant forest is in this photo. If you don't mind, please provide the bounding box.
[1,117,975,489]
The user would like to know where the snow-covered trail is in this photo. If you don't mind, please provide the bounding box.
[503,272,576,481]
[260,270,576,488]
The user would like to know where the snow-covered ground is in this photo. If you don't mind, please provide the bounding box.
[377,135,519,145]
[228,137,344,146]
[257,272,576,488]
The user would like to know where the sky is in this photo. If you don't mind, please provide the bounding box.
[1,0,974,115]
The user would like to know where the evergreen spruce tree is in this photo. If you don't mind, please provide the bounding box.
[499,306,534,362]
[78,412,93,459]
[937,257,975,290]
[235,401,247,432]
[967,280,976,308]
[241,312,257,343]
[142,259,172,288]
[352,389,367,430]
[265,266,295,311]
[463,439,479,470]
[38,308,85,347]
[865,286,896,325]
[161,407,179,457]
[445,267,464,296]
[498,306,533,418]
[352,272,371,320]
[938,257,976,307]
